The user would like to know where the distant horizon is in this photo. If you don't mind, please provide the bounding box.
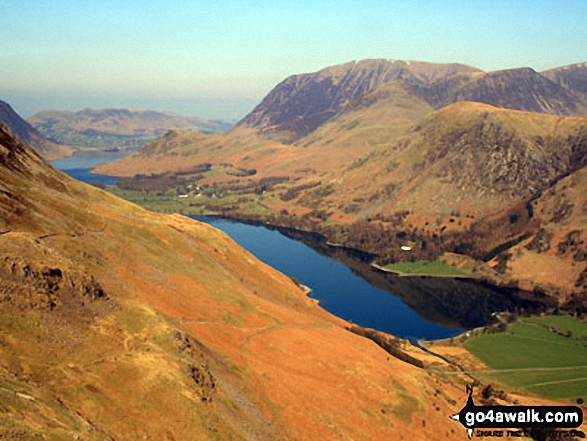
[4,57,586,123]
[2,92,258,123]
[2,0,586,121]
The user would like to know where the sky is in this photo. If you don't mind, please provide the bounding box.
[1,0,586,121]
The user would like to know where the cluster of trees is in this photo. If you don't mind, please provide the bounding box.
[347,325,424,369]
[280,181,321,202]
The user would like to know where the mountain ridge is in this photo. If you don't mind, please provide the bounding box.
[236,59,587,143]
[0,100,74,160]
[28,107,232,149]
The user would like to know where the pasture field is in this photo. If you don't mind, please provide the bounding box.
[463,316,587,400]
[384,260,469,277]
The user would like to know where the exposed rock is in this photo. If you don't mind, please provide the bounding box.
[557,230,584,255]
[0,257,108,313]
[188,363,216,402]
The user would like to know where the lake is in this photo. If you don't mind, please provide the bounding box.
[53,153,549,341]
[51,149,135,186]
[191,216,549,340]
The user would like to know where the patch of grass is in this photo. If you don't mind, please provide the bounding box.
[387,379,421,422]
[384,260,468,277]
[524,315,587,339]
[463,316,587,400]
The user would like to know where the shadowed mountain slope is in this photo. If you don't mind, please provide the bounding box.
[236,59,480,142]
[542,62,587,98]
[426,68,586,115]
[0,100,73,160]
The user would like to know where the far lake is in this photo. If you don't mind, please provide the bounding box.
[54,152,549,341]
[51,149,135,186]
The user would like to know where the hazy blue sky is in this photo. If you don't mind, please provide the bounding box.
[1,0,585,121]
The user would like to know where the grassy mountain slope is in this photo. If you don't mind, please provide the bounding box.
[95,79,433,180]
[324,102,587,217]
[491,166,587,296]
[0,123,480,439]
[95,60,587,298]
[97,100,587,298]
[0,100,73,160]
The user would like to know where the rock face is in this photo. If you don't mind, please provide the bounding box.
[236,60,587,142]
[542,62,587,98]
[0,100,73,160]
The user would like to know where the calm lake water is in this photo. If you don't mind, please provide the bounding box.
[190,217,550,340]
[53,153,548,340]
[192,216,465,340]
[51,150,134,186]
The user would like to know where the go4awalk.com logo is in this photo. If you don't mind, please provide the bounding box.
[450,386,584,439]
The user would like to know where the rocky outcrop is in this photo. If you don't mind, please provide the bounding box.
[0,257,108,312]
[542,62,587,98]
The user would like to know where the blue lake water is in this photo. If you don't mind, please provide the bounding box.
[51,150,133,186]
[192,216,465,340]
[190,217,548,340]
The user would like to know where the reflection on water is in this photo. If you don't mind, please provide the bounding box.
[193,217,552,340]
[277,226,554,330]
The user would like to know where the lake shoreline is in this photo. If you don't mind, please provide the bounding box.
[370,263,474,279]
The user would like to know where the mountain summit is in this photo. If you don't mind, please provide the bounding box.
[236,59,587,143]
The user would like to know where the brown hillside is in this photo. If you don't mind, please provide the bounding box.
[0,123,481,439]
[493,166,587,296]
[257,102,587,221]
[235,59,587,144]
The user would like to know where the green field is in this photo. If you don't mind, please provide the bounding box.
[108,187,271,218]
[463,316,587,400]
[383,260,469,277]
